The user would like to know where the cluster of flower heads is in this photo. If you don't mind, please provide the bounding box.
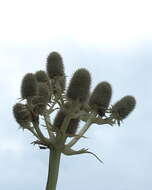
[13,52,136,136]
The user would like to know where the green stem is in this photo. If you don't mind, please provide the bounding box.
[46,148,61,190]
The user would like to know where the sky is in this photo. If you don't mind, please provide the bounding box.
[0,0,152,190]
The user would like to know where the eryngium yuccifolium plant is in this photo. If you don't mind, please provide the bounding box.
[13,103,32,127]
[12,51,136,190]
[54,109,80,136]
[66,68,91,103]
[89,82,112,117]
[112,96,136,121]
[21,73,38,99]
[46,52,64,79]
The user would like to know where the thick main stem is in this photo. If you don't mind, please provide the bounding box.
[46,148,61,190]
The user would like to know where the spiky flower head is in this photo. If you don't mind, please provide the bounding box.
[89,82,112,116]
[35,70,50,83]
[31,82,50,115]
[21,73,38,99]
[66,68,91,103]
[32,96,47,115]
[13,103,31,127]
[46,52,64,79]
[53,109,79,136]
[35,70,52,95]
[112,96,136,121]
[38,82,50,101]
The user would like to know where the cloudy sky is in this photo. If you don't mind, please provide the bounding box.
[0,0,152,189]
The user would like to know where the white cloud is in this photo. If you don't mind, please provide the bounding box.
[0,0,152,49]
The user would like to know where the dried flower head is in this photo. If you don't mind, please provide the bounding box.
[32,96,48,115]
[89,82,112,116]
[112,96,136,121]
[38,82,50,101]
[13,103,31,127]
[46,52,64,79]
[21,73,38,99]
[35,70,49,83]
[66,68,91,103]
[35,70,52,95]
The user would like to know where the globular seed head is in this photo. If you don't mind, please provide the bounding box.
[35,70,52,95]
[46,52,64,79]
[112,96,136,120]
[35,70,49,83]
[89,82,112,116]
[13,103,31,126]
[66,68,91,103]
[13,103,27,121]
[38,82,50,101]
[21,73,38,99]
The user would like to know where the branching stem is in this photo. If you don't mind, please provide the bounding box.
[67,118,92,147]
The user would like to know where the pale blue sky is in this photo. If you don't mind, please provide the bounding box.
[0,1,152,190]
